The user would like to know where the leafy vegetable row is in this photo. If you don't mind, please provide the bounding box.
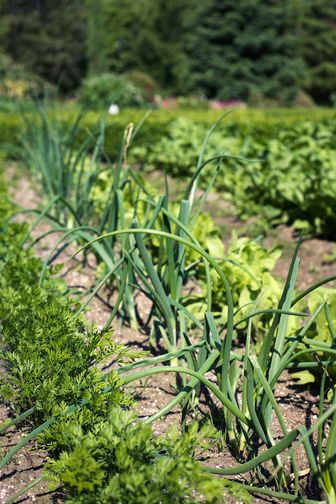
[0,177,228,504]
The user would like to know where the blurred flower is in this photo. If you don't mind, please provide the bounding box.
[108,103,120,115]
[209,100,246,109]
[160,96,178,109]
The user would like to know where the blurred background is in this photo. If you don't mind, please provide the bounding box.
[0,0,335,110]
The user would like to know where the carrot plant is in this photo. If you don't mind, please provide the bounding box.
[0,178,230,504]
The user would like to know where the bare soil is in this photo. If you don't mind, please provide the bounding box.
[1,165,334,503]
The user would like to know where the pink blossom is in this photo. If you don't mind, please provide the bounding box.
[209,99,246,109]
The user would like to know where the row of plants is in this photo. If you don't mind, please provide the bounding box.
[18,107,336,378]
[3,104,336,238]
[2,108,336,502]
[0,103,335,157]
[18,106,286,343]
[134,117,336,237]
[0,174,230,503]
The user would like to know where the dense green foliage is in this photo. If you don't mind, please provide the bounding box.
[0,105,334,156]
[292,287,336,385]
[91,166,284,338]
[193,233,283,331]
[0,54,51,100]
[92,0,190,94]
[0,1,336,103]
[185,0,303,103]
[3,105,336,503]
[0,186,131,425]
[135,115,336,237]
[16,106,336,368]
[301,0,336,104]
[0,0,85,93]
[231,121,336,235]
[1,104,336,238]
[46,416,224,504]
[79,73,144,109]
[0,175,229,503]
[86,0,108,77]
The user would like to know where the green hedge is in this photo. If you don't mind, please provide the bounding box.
[0,106,335,159]
[63,107,336,158]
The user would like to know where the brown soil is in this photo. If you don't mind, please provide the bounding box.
[1,165,334,503]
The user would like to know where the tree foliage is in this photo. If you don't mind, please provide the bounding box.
[100,0,189,93]
[185,0,304,103]
[300,0,336,104]
[0,0,86,92]
[0,0,335,103]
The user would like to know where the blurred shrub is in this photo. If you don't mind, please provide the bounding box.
[125,71,159,103]
[175,95,209,109]
[0,54,55,100]
[79,73,144,109]
[130,116,242,176]
[156,95,209,110]
[292,90,315,108]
